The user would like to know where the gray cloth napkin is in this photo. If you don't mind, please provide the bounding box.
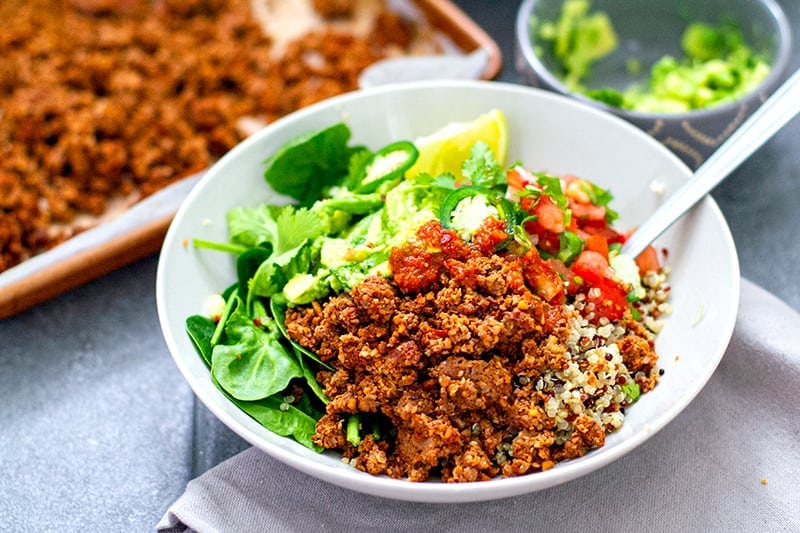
[158,278,800,533]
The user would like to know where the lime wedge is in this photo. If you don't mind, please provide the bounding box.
[406,109,508,182]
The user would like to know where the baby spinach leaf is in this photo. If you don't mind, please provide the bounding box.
[271,298,333,371]
[301,357,330,405]
[185,315,216,367]
[263,122,353,207]
[229,393,323,452]
[237,247,272,301]
[293,388,325,420]
[211,306,303,401]
[211,373,322,452]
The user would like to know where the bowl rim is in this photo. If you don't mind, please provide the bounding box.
[156,79,741,502]
[515,0,794,121]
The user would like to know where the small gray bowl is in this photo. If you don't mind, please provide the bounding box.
[516,0,792,168]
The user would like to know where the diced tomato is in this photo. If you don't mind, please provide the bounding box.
[533,195,565,233]
[505,168,528,195]
[571,250,629,322]
[571,250,613,285]
[524,220,561,256]
[521,194,565,256]
[547,258,581,295]
[570,200,606,224]
[584,276,629,322]
[472,217,510,255]
[635,245,661,276]
[576,224,626,245]
[585,234,609,260]
[522,249,565,305]
[562,175,590,203]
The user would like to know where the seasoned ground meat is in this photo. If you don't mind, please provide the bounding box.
[0,0,427,272]
[285,220,661,482]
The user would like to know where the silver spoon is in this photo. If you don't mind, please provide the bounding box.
[622,67,800,259]
[358,48,490,89]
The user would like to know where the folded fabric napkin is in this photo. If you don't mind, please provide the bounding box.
[158,279,800,533]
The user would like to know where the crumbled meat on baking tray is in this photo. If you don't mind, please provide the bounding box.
[0,0,442,272]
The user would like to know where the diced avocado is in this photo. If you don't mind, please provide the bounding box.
[283,272,330,305]
[383,180,450,247]
[538,0,619,89]
[682,22,732,62]
[537,3,772,113]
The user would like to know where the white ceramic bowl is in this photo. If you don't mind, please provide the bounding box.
[156,80,740,502]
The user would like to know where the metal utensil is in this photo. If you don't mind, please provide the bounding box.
[622,68,800,259]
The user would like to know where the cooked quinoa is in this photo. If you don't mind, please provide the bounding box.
[285,220,670,482]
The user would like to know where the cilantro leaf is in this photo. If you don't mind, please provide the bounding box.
[582,181,619,223]
[250,240,314,297]
[274,206,325,254]
[226,205,282,249]
[412,172,457,190]
[534,172,569,209]
[557,230,584,264]
[462,141,506,189]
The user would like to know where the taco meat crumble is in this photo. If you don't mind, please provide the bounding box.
[0,0,427,272]
[285,220,664,482]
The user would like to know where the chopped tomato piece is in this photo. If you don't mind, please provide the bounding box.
[524,222,561,256]
[635,245,661,276]
[522,249,565,305]
[584,276,629,322]
[585,234,609,260]
[547,258,581,295]
[576,224,626,245]
[472,217,509,255]
[533,195,565,233]
[571,250,629,322]
[571,250,614,283]
[506,168,530,195]
[562,175,591,203]
[570,200,606,224]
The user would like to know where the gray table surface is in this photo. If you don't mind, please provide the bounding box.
[1,2,798,531]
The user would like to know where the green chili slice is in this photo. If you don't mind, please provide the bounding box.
[439,185,493,228]
[354,141,419,194]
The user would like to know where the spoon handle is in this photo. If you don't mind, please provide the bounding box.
[622,68,800,259]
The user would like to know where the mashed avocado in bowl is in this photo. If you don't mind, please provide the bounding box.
[535,0,772,113]
[516,0,791,167]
